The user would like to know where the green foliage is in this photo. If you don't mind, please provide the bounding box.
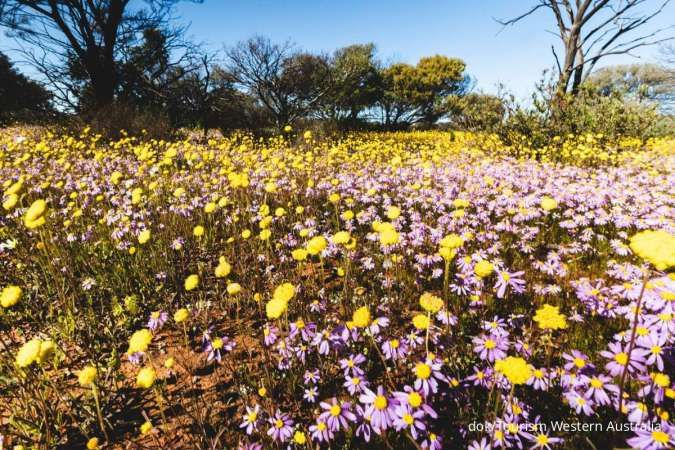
[445,93,506,131]
[320,43,382,128]
[0,52,52,125]
[379,55,469,129]
[490,71,672,148]
[585,63,674,113]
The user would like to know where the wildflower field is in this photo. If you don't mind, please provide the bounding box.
[0,128,674,450]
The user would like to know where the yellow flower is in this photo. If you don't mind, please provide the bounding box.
[292,248,308,261]
[385,206,401,220]
[164,357,175,369]
[174,308,190,323]
[332,231,351,245]
[127,329,152,354]
[293,430,307,444]
[140,421,153,434]
[533,304,568,330]
[78,365,98,387]
[184,274,199,291]
[259,229,271,240]
[474,260,494,278]
[419,292,443,313]
[227,282,241,295]
[3,193,18,210]
[306,235,328,255]
[439,247,456,261]
[1,285,22,308]
[38,339,55,363]
[412,314,430,330]
[204,202,217,213]
[540,196,558,211]
[215,257,232,278]
[440,233,463,249]
[193,225,205,237]
[138,229,151,244]
[273,283,296,302]
[110,171,123,185]
[86,437,100,450]
[629,230,675,270]
[495,356,532,385]
[15,338,42,367]
[5,178,23,196]
[303,130,313,140]
[379,224,400,246]
[24,199,47,229]
[283,125,293,133]
[352,306,371,328]
[453,198,470,208]
[136,366,156,389]
[265,297,287,319]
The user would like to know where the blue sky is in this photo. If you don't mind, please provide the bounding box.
[2,0,673,99]
[172,0,673,98]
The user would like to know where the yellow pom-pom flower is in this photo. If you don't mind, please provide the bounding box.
[1,285,22,308]
[24,199,47,229]
[412,314,431,330]
[495,356,532,385]
[474,260,494,278]
[78,365,98,387]
[127,329,152,354]
[136,366,156,389]
[533,304,568,330]
[629,230,675,271]
[352,306,371,328]
[184,274,199,291]
[174,308,190,323]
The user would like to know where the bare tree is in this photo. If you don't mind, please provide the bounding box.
[499,0,674,95]
[226,36,331,129]
[0,0,199,110]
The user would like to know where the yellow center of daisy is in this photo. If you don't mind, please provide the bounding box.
[403,414,414,425]
[390,339,399,349]
[415,363,432,380]
[330,404,341,416]
[590,378,603,388]
[536,434,549,445]
[573,357,586,368]
[317,421,326,431]
[211,338,223,350]
[484,339,496,349]
[408,392,422,407]
[652,430,669,444]
[374,395,388,410]
[615,352,628,365]
[275,419,283,429]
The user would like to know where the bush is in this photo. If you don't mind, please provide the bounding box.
[86,102,174,140]
[494,76,670,149]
